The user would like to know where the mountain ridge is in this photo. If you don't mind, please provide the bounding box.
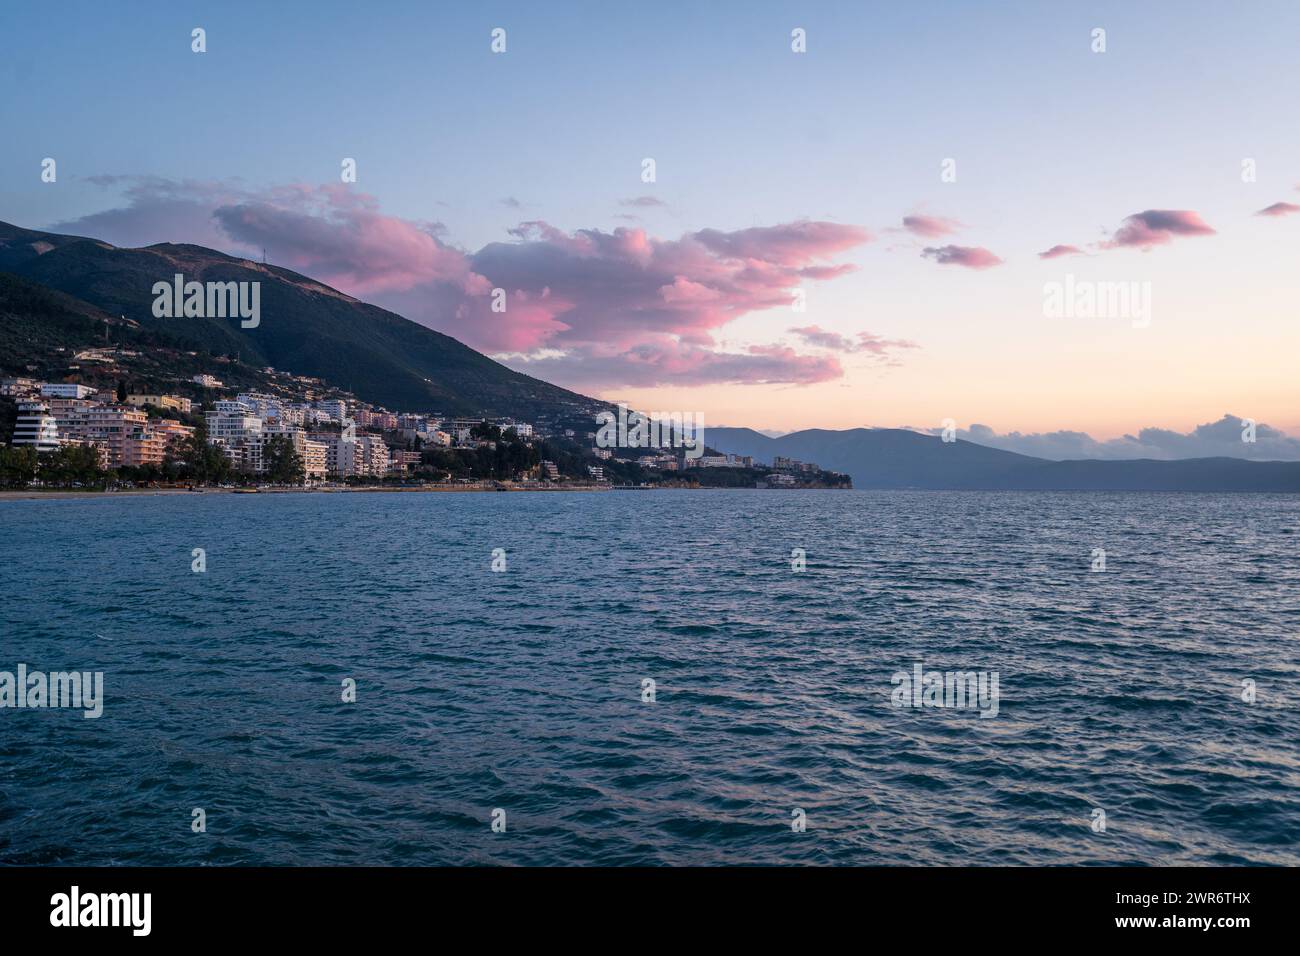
[0,219,605,422]
[705,425,1300,491]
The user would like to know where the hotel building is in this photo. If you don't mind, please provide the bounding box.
[11,401,61,453]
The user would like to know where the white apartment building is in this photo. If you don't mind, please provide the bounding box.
[317,399,348,421]
[357,435,389,476]
[40,382,96,400]
[12,401,61,452]
[310,432,353,476]
[206,402,264,445]
[241,426,326,482]
[235,392,285,420]
[310,432,390,478]
[276,405,307,427]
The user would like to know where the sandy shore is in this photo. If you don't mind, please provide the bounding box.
[0,488,216,500]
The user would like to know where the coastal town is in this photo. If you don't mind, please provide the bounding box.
[0,371,851,492]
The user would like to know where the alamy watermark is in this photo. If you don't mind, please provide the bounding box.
[1043,274,1150,329]
[596,403,703,459]
[152,274,260,328]
[1,664,104,718]
[50,886,150,936]
[891,662,1000,718]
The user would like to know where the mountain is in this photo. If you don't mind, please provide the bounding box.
[0,220,604,421]
[705,426,1300,491]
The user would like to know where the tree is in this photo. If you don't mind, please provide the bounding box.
[116,380,128,403]
[263,435,305,484]
[0,446,38,487]
[37,444,103,486]
[179,416,232,485]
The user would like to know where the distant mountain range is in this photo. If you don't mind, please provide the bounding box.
[706,426,1300,491]
[0,220,602,421]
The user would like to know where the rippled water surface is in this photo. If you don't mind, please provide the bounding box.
[1,490,1298,865]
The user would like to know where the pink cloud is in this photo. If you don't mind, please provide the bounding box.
[1038,244,1084,259]
[620,195,669,208]
[1256,202,1300,218]
[789,325,919,357]
[213,187,483,296]
[506,338,844,388]
[692,221,872,264]
[901,214,960,238]
[49,180,889,389]
[1104,209,1216,249]
[920,245,1004,269]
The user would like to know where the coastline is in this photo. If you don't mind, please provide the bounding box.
[0,483,618,500]
[0,483,856,500]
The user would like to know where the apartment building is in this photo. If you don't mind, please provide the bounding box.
[206,401,264,443]
[1,377,40,399]
[309,431,355,476]
[150,418,196,450]
[47,397,96,435]
[357,435,390,476]
[303,437,328,482]
[389,449,421,475]
[40,382,97,400]
[119,425,167,467]
[242,426,327,482]
[11,401,61,452]
[126,394,193,415]
[62,405,150,466]
[317,399,348,421]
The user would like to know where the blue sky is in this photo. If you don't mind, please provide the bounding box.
[2,1,1298,444]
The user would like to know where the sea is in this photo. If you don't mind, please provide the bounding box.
[1,489,1297,866]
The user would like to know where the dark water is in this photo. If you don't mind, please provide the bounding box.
[1,490,1297,866]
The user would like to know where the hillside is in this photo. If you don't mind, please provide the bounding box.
[0,220,605,421]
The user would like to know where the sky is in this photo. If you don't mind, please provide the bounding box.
[2,0,1298,452]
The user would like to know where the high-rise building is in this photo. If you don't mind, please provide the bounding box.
[206,402,264,445]
[62,405,151,466]
[317,399,348,422]
[241,426,326,482]
[12,401,61,453]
